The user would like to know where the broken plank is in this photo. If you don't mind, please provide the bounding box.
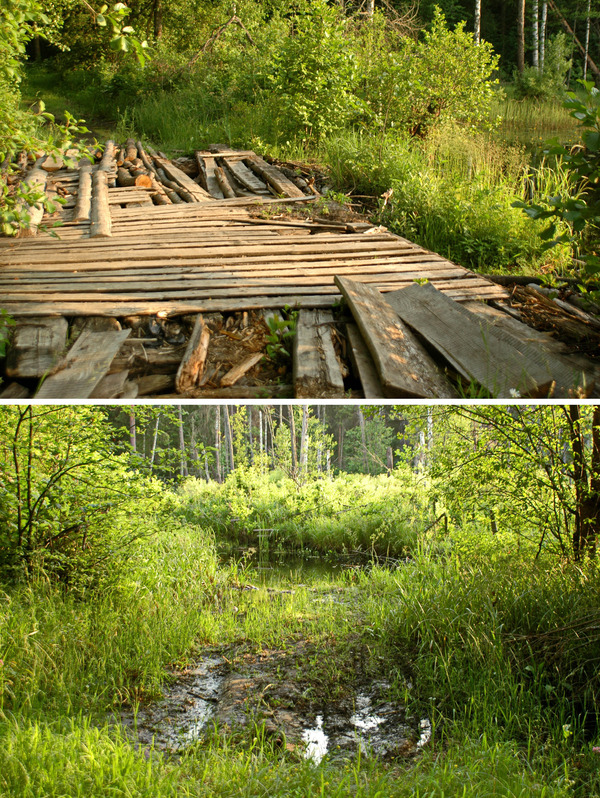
[346,323,384,398]
[293,309,345,398]
[36,329,130,398]
[336,277,456,398]
[385,282,558,397]
[175,315,211,392]
[224,158,270,194]
[6,317,69,378]
[0,382,31,399]
[153,157,212,202]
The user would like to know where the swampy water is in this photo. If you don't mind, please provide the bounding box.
[119,552,428,762]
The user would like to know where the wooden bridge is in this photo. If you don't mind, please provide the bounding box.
[0,147,596,399]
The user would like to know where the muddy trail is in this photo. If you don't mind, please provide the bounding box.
[117,572,430,764]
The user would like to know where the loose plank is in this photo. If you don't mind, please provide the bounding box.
[385,282,559,397]
[36,329,130,398]
[346,323,383,398]
[335,276,457,398]
[6,317,69,378]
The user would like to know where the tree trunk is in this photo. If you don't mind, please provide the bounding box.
[566,405,600,560]
[178,405,188,478]
[338,423,344,471]
[215,407,222,484]
[248,407,254,465]
[224,406,235,474]
[153,0,163,40]
[540,2,548,70]
[532,0,539,68]
[358,407,370,474]
[517,0,526,73]
[386,445,394,474]
[288,405,298,479]
[129,409,136,452]
[366,0,375,19]
[299,405,309,474]
[150,413,161,468]
[190,412,199,476]
[583,0,591,80]
[474,0,481,44]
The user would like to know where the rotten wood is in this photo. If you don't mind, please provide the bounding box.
[220,351,264,387]
[293,309,345,398]
[175,315,211,392]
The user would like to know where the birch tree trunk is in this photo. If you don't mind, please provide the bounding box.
[583,0,591,80]
[299,405,309,474]
[247,407,254,465]
[540,1,548,70]
[358,407,370,474]
[474,0,481,44]
[288,405,298,479]
[532,0,539,68]
[366,0,375,19]
[150,413,161,469]
[215,407,222,484]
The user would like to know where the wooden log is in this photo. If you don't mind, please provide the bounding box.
[124,138,137,162]
[109,340,187,374]
[385,282,560,398]
[99,140,117,187]
[149,177,172,205]
[220,351,264,387]
[36,328,130,398]
[136,373,175,395]
[214,166,236,199]
[155,168,196,202]
[41,154,64,172]
[73,160,93,222]
[0,382,30,399]
[117,167,136,187]
[89,170,111,238]
[175,315,211,392]
[293,309,345,398]
[346,323,383,398]
[167,384,294,399]
[137,142,156,174]
[246,156,306,198]
[6,316,69,378]
[335,276,457,398]
[152,156,212,201]
[16,167,48,237]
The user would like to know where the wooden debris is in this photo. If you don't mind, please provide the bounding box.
[137,373,175,395]
[153,156,212,202]
[385,282,565,397]
[0,382,31,399]
[214,166,237,199]
[175,315,211,392]
[335,276,457,398]
[6,317,68,378]
[220,351,263,387]
[36,328,130,398]
[346,323,383,398]
[89,370,130,398]
[16,167,48,238]
[293,309,345,398]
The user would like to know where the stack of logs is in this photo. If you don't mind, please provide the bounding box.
[112,138,318,205]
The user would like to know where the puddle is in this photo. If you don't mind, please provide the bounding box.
[119,655,225,751]
[302,715,328,763]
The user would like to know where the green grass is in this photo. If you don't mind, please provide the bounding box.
[1,505,600,797]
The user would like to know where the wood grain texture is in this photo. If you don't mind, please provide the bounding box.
[293,309,345,398]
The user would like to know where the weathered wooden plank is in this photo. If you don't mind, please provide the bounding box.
[346,323,383,398]
[36,329,130,398]
[293,309,345,398]
[220,352,264,387]
[246,156,306,198]
[224,158,270,194]
[2,295,337,317]
[136,373,176,396]
[385,282,559,397]
[6,317,69,378]
[463,300,598,397]
[335,277,457,398]
[175,315,211,392]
